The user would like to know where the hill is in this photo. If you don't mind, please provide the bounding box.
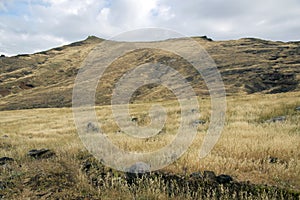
[0,36,299,110]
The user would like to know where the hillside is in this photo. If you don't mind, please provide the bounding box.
[1,92,300,199]
[0,36,299,110]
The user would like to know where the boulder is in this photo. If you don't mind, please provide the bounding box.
[295,106,300,111]
[203,171,233,184]
[27,149,55,159]
[127,162,150,174]
[203,170,216,182]
[216,174,233,184]
[190,172,203,179]
[192,119,206,126]
[265,116,286,123]
[191,108,197,113]
[81,161,92,172]
[86,122,99,133]
[131,117,138,122]
[126,162,151,184]
[0,157,14,165]
[269,157,278,164]
[0,181,5,190]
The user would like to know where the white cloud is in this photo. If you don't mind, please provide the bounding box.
[98,7,110,21]
[0,2,7,11]
[0,0,300,55]
[153,5,175,20]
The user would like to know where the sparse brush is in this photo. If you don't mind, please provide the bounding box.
[0,92,299,199]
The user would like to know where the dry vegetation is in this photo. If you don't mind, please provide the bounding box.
[1,91,299,199]
[1,36,300,199]
[1,36,299,110]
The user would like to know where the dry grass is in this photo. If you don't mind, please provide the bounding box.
[1,36,300,110]
[0,92,299,199]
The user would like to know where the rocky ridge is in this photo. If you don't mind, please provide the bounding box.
[0,36,299,110]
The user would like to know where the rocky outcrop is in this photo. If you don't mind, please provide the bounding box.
[192,119,206,126]
[0,157,14,165]
[77,154,300,199]
[86,122,99,133]
[126,162,151,184]
[265,116,286,123]
[0,36,299,110]
[245,70,298,94]
[28,149,55,159]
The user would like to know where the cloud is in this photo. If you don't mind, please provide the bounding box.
[0,0,299,55]
[0,2,7,11]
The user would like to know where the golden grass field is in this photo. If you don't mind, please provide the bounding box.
[0,91,300,199]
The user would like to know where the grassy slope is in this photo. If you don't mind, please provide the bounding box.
[1,36,299,198]
[0,36,299,110]
[0,92,299,199]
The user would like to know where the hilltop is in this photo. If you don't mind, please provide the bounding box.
[0,36,299,110]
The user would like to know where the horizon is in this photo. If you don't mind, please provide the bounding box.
[2,34,300,57]
[0,0,300,56]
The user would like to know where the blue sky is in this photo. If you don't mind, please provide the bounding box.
[0,0,300,55]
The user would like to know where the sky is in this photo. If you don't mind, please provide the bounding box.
[0,0,300,56]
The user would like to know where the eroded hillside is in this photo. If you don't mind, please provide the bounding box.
[0,36,299,110]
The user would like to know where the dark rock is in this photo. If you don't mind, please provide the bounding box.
[245,70,298,94]
[126,162,151,184]
[192,119,206,126]
[0,54,5,58]
[86,122,99,133]
[127,162,150,174]
[190,172,203,179]
[16,54,30,57]
[295,106,300,111]
[19,82,35,90]
[269,157,278,164]
[2,135,8,138]
[216,174,233,184]
[131,117,138,122]
[197,36,213,41]
[0,157,14,165]
[203,170,216,181]
[269,55,279,60]
[191,108,197,113]
[266,116,286,123]
[27,149,55,159]
[0,181,5,190]
[81,161,92,172]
